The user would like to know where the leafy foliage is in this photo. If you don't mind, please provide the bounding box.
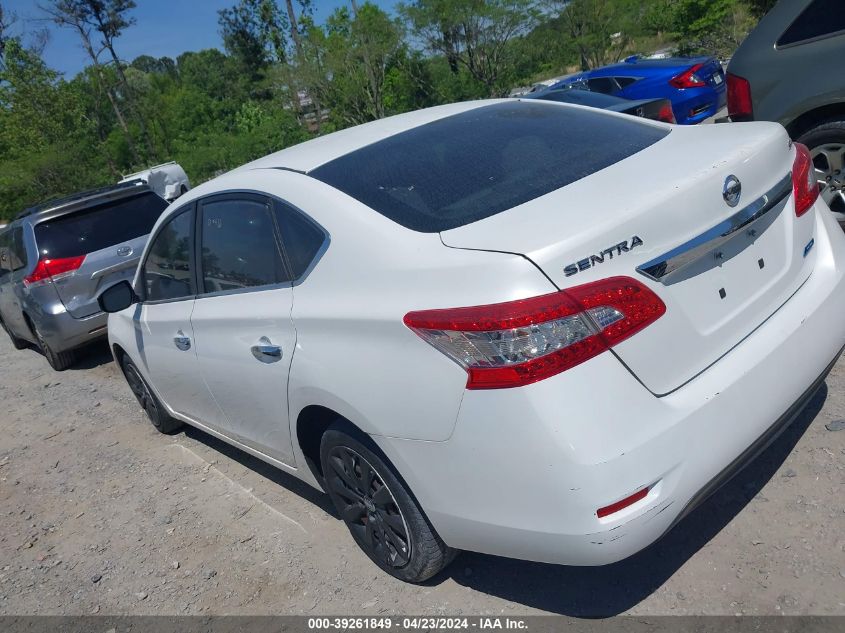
[0,0,770,221]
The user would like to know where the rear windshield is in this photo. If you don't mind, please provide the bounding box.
[34,191,168,259]
[310,101,668,232]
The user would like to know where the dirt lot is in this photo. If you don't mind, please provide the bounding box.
[1,334,844,618]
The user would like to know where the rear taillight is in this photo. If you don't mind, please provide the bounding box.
[726,72,753,120]
[792,142,819,218]
[24,255,85,287]
[404,277,666,390]
[657,102,676,124]
[669,63,706,89]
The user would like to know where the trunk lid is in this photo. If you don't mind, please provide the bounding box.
[441,122,815,395]
[33,191,167,319]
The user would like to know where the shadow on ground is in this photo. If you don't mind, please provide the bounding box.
[435,384,828,617]
[71,341,115,370]
[183,425,337,515]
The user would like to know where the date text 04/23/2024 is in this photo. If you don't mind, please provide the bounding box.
[307,617,528,630]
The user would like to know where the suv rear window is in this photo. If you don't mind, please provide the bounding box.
[311,102,667,232]
[34,191,167,259]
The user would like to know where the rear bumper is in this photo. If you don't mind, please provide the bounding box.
[375,199,845,565]
[27,297,108,353]
[674,85,727,124]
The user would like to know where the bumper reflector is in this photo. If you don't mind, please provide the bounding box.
[597,487,649,518]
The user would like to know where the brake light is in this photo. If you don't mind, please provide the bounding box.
[792,143,819,218]
[24,255,85,287]
[657,102,676,124]
[727,72,753,120]
[403,277,666,389]
[669,63,706,89]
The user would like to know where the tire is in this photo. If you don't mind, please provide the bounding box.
[320,423,457,582]
[120,355,182,434]
[33,323,76,371]
[797,120,845,220]
[0,316,28,350]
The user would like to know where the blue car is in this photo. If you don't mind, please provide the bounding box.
[549,56,727,125]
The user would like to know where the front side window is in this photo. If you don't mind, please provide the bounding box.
[778,0,845,47]
[143,210,194,302]
[200,197,288,294]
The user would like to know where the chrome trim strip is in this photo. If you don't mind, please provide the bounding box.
[90,256,141,280]
[637,173,792,285]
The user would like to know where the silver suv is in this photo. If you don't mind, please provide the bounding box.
[0,181,168,370]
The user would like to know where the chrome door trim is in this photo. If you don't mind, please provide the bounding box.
[637,173,793,286]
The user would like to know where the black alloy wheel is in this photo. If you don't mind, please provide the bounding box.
[120,356,182,433]
[325,445,411,569]
[320,424,457,582]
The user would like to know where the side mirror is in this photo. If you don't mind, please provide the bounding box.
[98,280,138,313]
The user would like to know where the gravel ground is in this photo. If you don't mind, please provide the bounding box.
[1,334,844,617]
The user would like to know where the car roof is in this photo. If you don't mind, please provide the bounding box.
[585,56,711,75]
[234,100,503,174]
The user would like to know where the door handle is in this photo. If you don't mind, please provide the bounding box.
[173,330,191,351]
[251,336,282,363]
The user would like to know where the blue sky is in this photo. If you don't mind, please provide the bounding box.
[5,0,395,77]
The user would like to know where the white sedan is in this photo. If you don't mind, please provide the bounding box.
[100,99,845,582]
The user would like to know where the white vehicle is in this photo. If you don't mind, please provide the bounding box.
[119,161,190,202]
[99,99,845,582]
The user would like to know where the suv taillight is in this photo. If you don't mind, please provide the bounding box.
[792,143,819,218]
[24,255,85,287]
[404,277,666,390]
[727,72,753,120]
[669,63,706,89]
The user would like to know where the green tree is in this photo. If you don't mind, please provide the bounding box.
[645,0,756,57]
[401,0,540,96]
[218,0,289,75]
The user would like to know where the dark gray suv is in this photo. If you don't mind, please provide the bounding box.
[0,181,168,370]
[727,0,845,221]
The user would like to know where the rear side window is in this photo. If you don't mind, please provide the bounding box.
[34,192,168,259]
[0,229,26,276]
[143,210,194,302]
[274,202,325,279]
[615,77,638,88]
[199,197,288,294]
[0,231,11,277]
[586,77,618,94]
[311,101,667,232]
[10,228,27,271]
[778,0,845,46]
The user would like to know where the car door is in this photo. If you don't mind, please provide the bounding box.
[135,205,225,427]
[189,193,299,466]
